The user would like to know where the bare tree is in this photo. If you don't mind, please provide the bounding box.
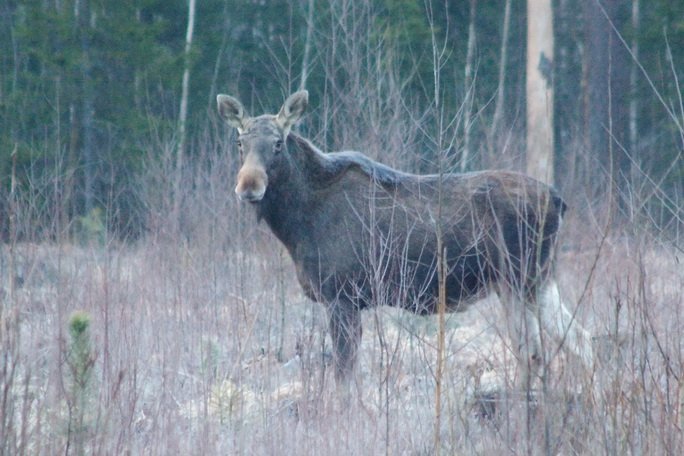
[526,0,555,185]
[629,0,640,155]
[208,1,233,108]
[77,0,96,213]
[175,0,196,228]
[178,0,196,157]
[461,0,477,172]
[299,0,315,91]
[491,0,512,136]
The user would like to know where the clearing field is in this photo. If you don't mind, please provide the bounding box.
[2,220,682,454]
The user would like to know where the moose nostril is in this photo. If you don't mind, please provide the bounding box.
[236,188,265,202]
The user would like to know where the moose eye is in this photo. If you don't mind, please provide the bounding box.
[274,139,284,153]
[236,139,242,148]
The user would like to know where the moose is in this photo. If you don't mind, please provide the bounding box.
[217,90,594,386]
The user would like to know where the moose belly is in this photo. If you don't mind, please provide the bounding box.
[290,239,491,314]
[390,260,489,315]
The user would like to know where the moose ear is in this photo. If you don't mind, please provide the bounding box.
[217,94,248,132]
[276,90,308,135]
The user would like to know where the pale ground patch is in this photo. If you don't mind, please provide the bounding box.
[2,238,682,454]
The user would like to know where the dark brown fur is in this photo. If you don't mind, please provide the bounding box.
[217,91,592,383]
[260,133,565,312]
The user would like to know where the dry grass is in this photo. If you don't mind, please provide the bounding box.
[1,195,682,455]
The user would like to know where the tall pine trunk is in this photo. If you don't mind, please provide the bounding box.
[526,0,555,185]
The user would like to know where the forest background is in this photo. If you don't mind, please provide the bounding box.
[1,0,682,240]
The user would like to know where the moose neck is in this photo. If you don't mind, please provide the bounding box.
[255,133,323,251]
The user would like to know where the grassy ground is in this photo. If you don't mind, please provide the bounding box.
[2,205,682,454]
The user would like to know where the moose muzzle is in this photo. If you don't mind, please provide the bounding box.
[235,164,268,202]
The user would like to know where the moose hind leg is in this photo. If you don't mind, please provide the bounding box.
[519,308,544,389]
[504,292,544,390]
[538,280,594,369]
[327,301,362,382]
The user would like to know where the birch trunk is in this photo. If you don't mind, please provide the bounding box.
[526,0,555,185]
[175,0,196,227]
[629,0,639,155]
[178,0,195,159]
[461,0,477,172]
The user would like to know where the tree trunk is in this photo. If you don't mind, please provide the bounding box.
[526,0,555,185]
[299,0,315,91]
[461,0,477,172]
[178,0,195,158]
[175,0,196,230]
[208,1,231,108]
[77,0,96,214]
[629,0,640,155]
[491,0,511,136]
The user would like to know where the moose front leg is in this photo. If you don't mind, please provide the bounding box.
[327,301,362,382]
